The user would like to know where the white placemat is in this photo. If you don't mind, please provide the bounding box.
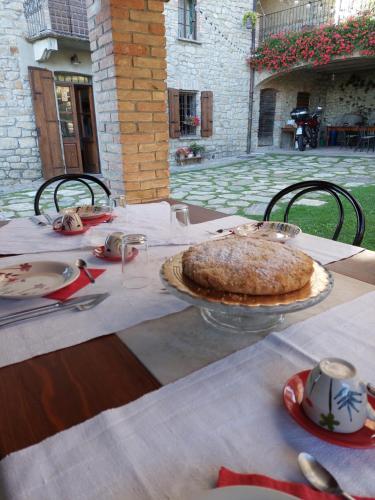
[1,293,374,499]
[0,202,172,254]
[0,246,188,368]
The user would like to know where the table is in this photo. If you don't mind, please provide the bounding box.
[325,125,375,146]
[0,203,373,460]
[280,126,296,149]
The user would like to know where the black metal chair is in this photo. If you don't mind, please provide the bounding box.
[355,128,375,153]
[263,180,365,246]
[34,174,111,215]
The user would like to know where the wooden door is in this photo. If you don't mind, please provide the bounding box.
[75,85,100,173]
[258,88,277,146]
[55,83,83,173]
[29,67,65,180]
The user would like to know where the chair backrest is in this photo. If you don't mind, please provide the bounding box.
[263,180,365,246]
[34,174,111,215]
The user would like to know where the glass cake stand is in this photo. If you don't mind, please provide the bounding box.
[160,253,334,334]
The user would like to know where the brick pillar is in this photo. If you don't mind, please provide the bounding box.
[86,0,169,202]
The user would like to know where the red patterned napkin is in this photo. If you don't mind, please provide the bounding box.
[217,467,373,499]
[45,268,105,301]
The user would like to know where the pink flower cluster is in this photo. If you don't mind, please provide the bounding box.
[249,14,375,72]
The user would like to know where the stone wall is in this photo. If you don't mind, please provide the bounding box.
[165,0,251,166]
[0,0,93,191]
[324,70,375,126]
[0,0,42,190]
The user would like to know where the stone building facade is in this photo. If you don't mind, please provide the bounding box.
[0,0,93,191]
[250,0,375,151]
[0,0,253,193]
[164,0,252,166]
[0,0,41,189]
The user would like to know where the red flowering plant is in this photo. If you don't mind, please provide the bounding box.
[249,13,375,72]
[184,115,200,126]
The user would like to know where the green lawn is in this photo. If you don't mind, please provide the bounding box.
[241,185,374,249]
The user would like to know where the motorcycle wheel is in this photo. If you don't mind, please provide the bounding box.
[310,132,318,149]
[297,135,306,151]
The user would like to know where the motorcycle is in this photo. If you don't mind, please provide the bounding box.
[291,106,322,151]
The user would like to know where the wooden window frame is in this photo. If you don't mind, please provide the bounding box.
[178,0,197,41]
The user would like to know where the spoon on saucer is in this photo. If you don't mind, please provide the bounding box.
[298,452,355,500]
[76,259,95,283]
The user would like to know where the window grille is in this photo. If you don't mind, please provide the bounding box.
[178,0,197,40]
[179,92,197,136]
[54,73,91,84]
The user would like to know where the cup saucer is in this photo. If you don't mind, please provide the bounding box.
[53,226,89,236]
[283,370,375,448]
[93,245,138,262]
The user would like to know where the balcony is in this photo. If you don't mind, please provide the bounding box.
[257,0,375,44]
[24,0,88,41]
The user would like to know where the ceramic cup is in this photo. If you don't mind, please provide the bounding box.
[302,357,375,433]
[53,213,83,232]
[104,232,125,258]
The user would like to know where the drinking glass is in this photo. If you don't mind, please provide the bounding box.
[121,234,149,289]
[110,194,126,209]
[170,204,190,233]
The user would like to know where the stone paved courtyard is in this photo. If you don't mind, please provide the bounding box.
[0,153,374,219]
[170,153,374,217]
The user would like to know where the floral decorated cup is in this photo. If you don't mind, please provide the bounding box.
[53,213,83,232]
[302,358,375,433]
[104,232,125,258]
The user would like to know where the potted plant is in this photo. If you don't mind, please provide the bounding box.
[176,147,191,161]
[242,11,258,29]
[183,116,200,127]
[189,142,206,157]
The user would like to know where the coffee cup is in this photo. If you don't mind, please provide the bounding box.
[104,232,125,258]
[302,357,375,433]
[53,213,83,232]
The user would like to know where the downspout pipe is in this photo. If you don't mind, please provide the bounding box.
[246,0,257,154]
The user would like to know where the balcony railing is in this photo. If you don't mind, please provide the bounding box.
[24,0,88,40]
[258,0,375,44]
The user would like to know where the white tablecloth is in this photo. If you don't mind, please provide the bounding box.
[0,203,173,254]
[1,292,374,499]
[0,214,365,368]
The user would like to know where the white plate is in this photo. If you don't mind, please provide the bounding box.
[233,221,301,242]
[0,261,80,299]
[61,205,110,220]
[192,485,299,500]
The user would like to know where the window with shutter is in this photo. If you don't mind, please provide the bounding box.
[178,0,197,40]
[201,91,213,137]
[168,88,181,138]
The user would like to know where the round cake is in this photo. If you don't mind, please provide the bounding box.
[182,237,314,296]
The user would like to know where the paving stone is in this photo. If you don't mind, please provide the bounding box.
[227,200,249,207]
[244,203,268,215]
[218,207,238,215]
[294,199,327,206]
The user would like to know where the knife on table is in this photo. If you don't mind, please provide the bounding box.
[0,293,109,328]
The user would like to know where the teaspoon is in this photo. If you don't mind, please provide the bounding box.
[76,259,95,283]
[298,452,355,500]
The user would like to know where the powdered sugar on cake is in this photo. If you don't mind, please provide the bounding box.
[182,237,313,296]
